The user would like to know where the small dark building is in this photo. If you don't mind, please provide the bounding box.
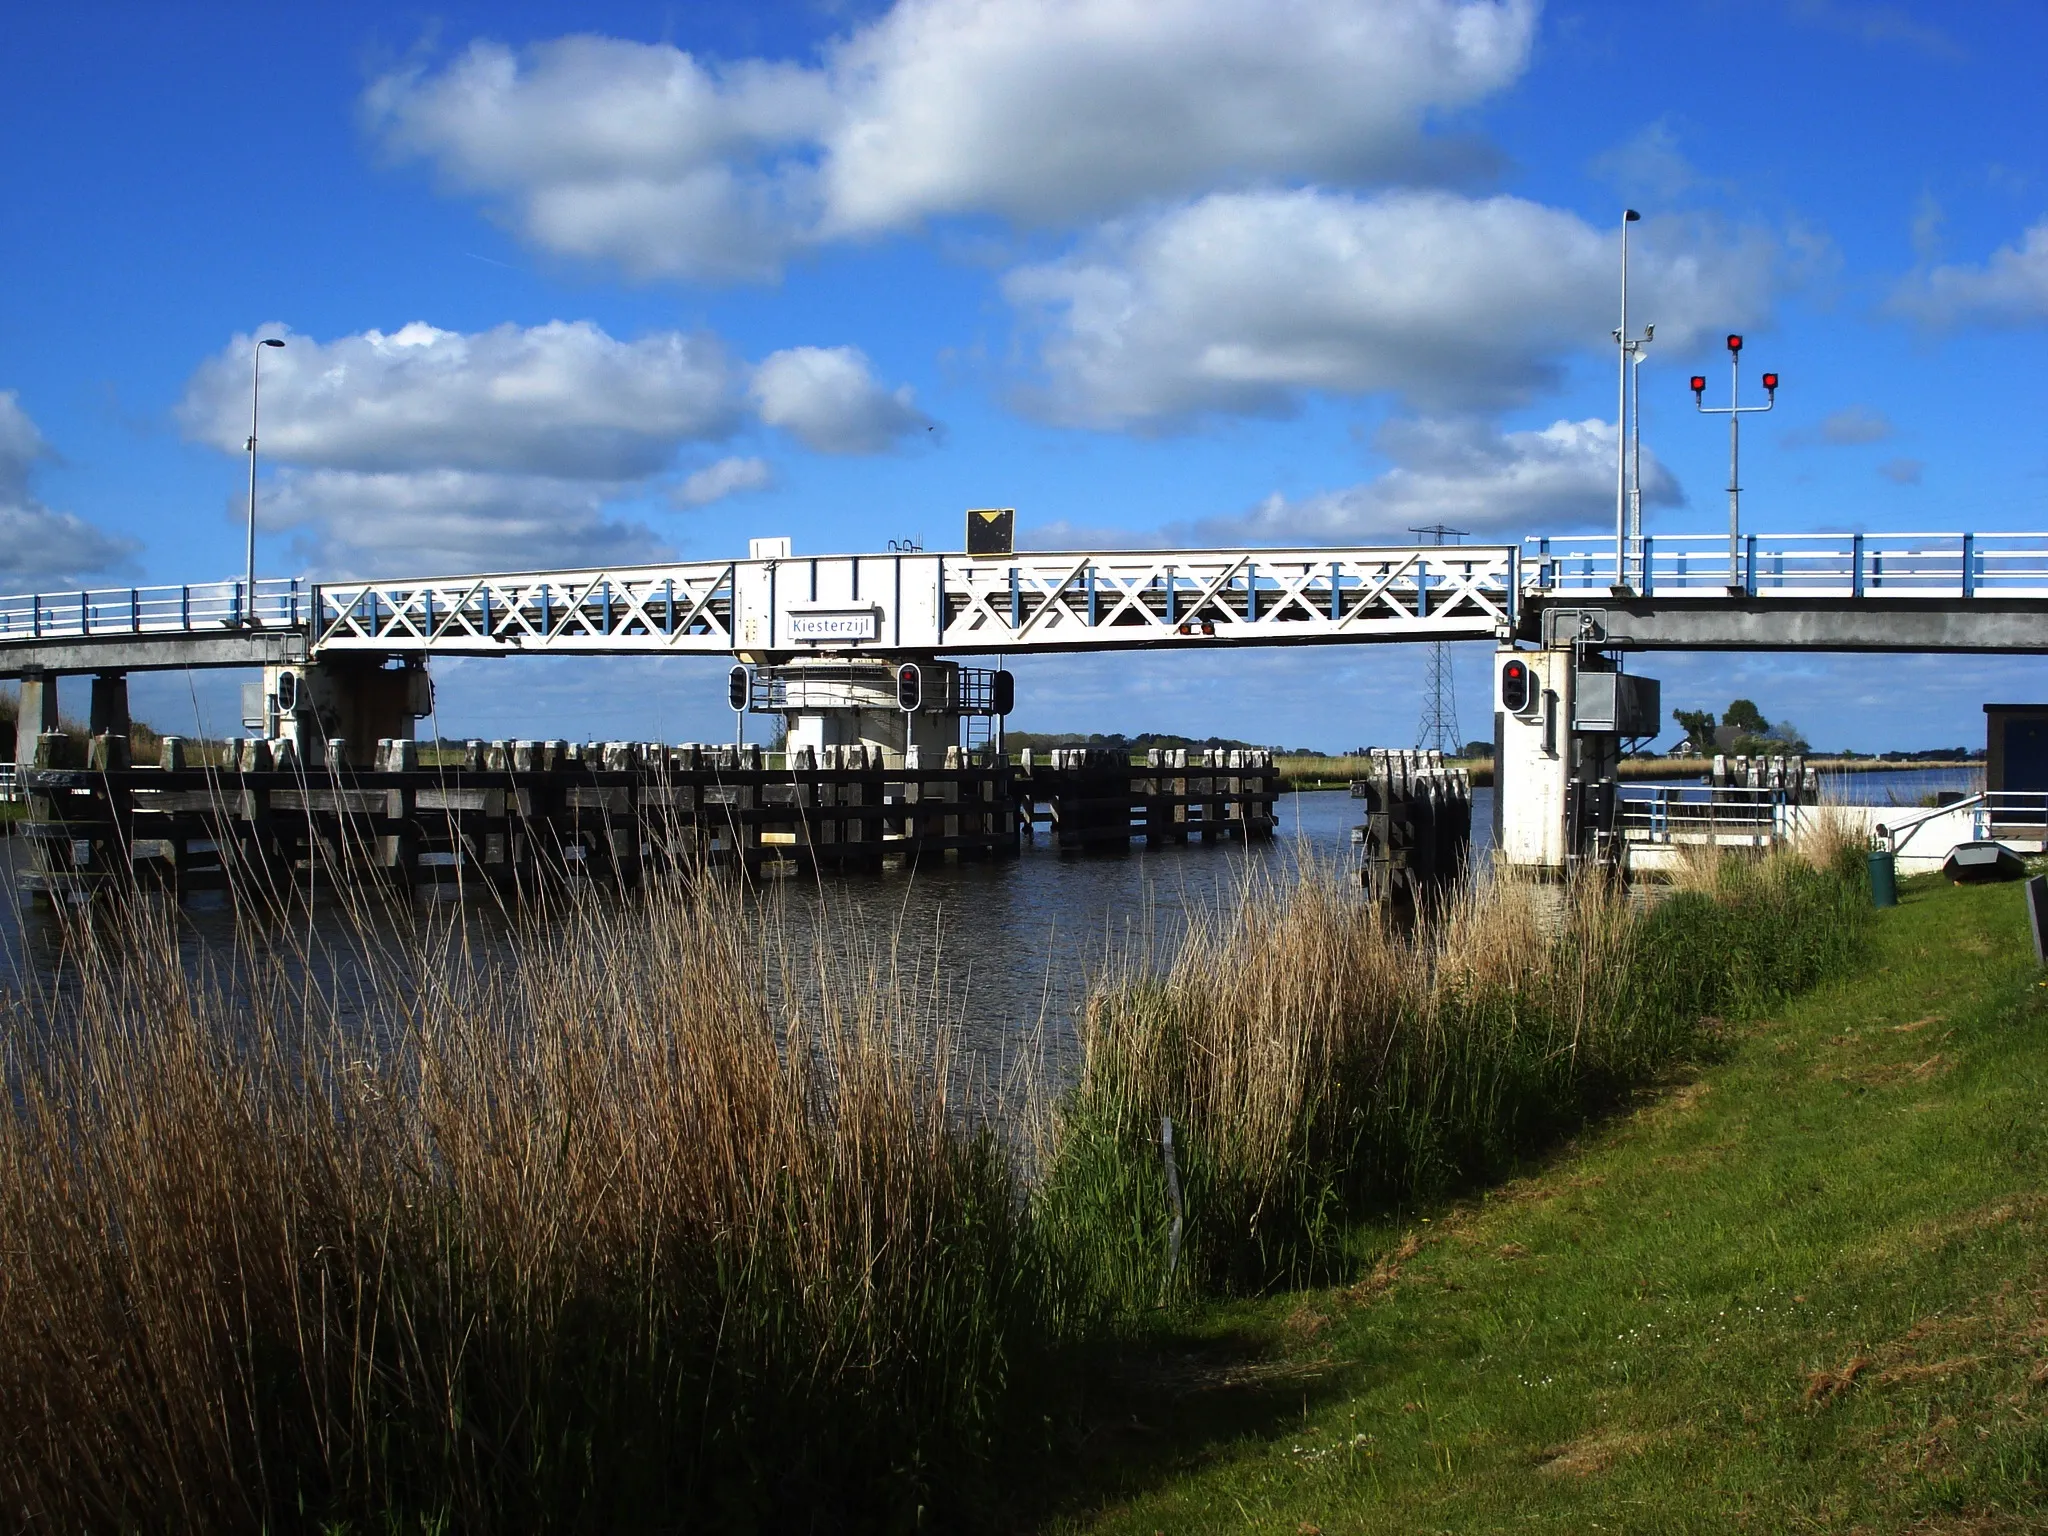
[1984,705,2048,793]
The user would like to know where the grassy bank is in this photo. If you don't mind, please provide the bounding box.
[1033,843,1868,1325]
[1043,866,2048,1532]
[0,843,1872,1529]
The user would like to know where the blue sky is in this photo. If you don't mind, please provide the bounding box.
[3,0,2044,751]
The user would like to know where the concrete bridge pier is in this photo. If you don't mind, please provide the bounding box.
[88,672,131,768]
[260,656,431,767]
[1492,644,1660,875]
[754,658,1006,768]
[14,670,59,767]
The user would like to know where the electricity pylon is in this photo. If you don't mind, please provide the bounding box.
[1410,523,1466,755]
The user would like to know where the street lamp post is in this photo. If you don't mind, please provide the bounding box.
[245,336,285,624]
[1631,342,1650,551]
[1690,335,1778,594]
[1613,210,1654,594]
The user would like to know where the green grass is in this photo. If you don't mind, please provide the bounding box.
[0,843,1886,1529]
[1034,869,2048,1532]
[1031,851,1867,1324]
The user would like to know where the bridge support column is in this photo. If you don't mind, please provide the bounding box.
[1493,645,1659,876]
[88,672,131,768]
[754,658,981,768]
[263,657,431,768]
[89,672,130,737]
[15,671,58,767]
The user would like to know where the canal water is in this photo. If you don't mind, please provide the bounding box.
[0,766,1966,1083]
[1818,766,1983,805]
[0,788,1455,1083]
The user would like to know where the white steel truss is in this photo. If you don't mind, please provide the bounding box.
[23,531,2048,669]
[313,566,739,654]
[307,547,1520,658]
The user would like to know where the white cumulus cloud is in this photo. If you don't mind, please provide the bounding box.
[1183,415,1679,545]
[1888,215,2048,329]
[363,0,1537,280]
[179,320,730,572]
[752,346,934,454]
[178,320,739,477]
[0,392,138,590]
[674,455,774,506]
[819,0,1534,233]
[176,322,937,573]
[1005,190,1780,426]
[260,468,671,578]
[363,37,834,282]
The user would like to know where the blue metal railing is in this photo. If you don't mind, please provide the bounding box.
[6,533,2048,658]
[0,578,304,642]
[1525,532,2048,598]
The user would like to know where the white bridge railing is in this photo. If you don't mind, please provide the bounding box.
[8,531,2048,663]
[1528,532,2048,599]
[0,578,306,641]
[308,546,1522,656]
[1616,783,1795,840]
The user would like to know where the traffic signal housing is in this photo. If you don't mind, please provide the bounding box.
[727,663,749,713]
[1500,655,1538,717]
[897,662,923,712]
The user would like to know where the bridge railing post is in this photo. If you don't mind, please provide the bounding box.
[1744,535,1758,597]
[1963,533,1977,598]
[1851,534,1864,598]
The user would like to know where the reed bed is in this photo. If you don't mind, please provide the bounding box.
[0,829,1867,1529]
[1035,840,1868,1317]
[0,875,1036,1531]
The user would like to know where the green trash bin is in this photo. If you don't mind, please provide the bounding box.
[1868,848,1898,908]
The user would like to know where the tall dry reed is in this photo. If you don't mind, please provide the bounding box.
[1036,845,1867,1314]
[0,823,1869,1527]
[0,873,1035,1531]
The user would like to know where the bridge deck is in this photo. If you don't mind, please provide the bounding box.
[5,532,2048,674]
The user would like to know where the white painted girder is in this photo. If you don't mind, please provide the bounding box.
[308,546,1521,658]
[17,532,2048,667]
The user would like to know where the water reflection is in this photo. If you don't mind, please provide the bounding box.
[4,791,1456,1075]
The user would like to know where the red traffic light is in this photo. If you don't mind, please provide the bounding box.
[1727,333,1743,353]
[1761,372,1779,391]
[896,662,922,712]
[1689,375,1707,393]
[1500,657,1533,714]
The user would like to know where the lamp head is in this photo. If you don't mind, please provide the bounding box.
[1624,208,1641,222]
[260,338,284,349]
